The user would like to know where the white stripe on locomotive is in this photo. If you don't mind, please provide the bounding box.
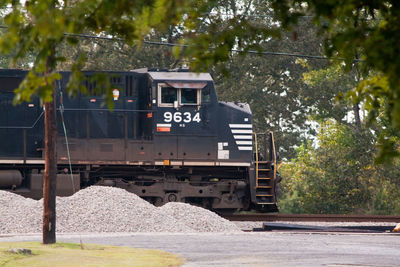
[231,129,253,134]
[229,124,252,128]
[236,140,253,145]
[238,146,253,151]
[233,135,252,139]
[156,123,171,127]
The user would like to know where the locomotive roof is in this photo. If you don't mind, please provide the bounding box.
[0,69,214,83]
[148,72,212,82]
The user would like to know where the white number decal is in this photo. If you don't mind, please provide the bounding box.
[193,112,201,123]
[183,112,191,123]
[164,112,172,122]
[163,112,201,123]
[173,112,182,122]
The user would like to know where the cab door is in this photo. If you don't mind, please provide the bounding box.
[176,86,216,160]
[153,83,178,160]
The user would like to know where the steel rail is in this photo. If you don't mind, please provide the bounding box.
[221,213,400,222]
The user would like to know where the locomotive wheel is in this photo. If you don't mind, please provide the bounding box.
[241,196,251,211]
[153,197,164,206]
[167,193,178,202]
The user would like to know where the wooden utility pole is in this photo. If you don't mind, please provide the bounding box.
[43,48,57,244]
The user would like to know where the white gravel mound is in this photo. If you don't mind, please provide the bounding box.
[0,190,42,234]
[0,186,241,234]
[160,202,241,232]
[55,186,192,233]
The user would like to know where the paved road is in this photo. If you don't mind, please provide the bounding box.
[1,232,399,266]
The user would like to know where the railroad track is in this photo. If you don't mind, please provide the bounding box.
[220,213,400,223]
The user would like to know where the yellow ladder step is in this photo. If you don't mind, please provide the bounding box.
[257,177,271,180]
[258,169,272,171]
[257,202,276,205]
[256,194,273,197]
[256,186,272,188]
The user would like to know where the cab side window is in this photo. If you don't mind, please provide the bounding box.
[158,83,202,107]
[181,88,198,104]
[201,86,211,103]
[160,86,177,105]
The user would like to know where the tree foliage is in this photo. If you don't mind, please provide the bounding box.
[279,57,400,214]
[279,121,400,214]
[269,0,400,160]
[302,63,357,123]
[0,0,198,104]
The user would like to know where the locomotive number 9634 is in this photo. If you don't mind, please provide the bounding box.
[163,111,201,123]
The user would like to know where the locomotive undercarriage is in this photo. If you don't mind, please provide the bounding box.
[1,164,252,211]
[92,165,250,211]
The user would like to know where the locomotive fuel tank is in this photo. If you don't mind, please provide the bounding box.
[0,170,22,189]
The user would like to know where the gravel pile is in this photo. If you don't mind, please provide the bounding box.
[160,202,240,232]
[0,190,42,234]
[0,186,241,234]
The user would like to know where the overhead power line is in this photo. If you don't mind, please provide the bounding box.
[0,25,360,62]
[64,33,337,61]
[207,12,314,19]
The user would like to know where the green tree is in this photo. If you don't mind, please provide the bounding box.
[302,63,358,125]
[279,121,400,214]
[268,0,400,160]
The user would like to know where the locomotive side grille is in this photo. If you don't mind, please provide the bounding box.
[85,76,97,95]
[111,77,121,84]
[125,76,135,96]
[84,75,124,96]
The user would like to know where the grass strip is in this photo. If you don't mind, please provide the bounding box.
[0,241,183,267]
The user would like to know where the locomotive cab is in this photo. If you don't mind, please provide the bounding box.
[150,71,219,163]
[148,71,254,166]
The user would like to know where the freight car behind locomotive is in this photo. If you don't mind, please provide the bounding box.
[0,68,279,212]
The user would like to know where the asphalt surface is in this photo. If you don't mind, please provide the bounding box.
[1,232,399,266]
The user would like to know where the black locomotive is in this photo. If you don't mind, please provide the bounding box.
[0,68,279,212]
